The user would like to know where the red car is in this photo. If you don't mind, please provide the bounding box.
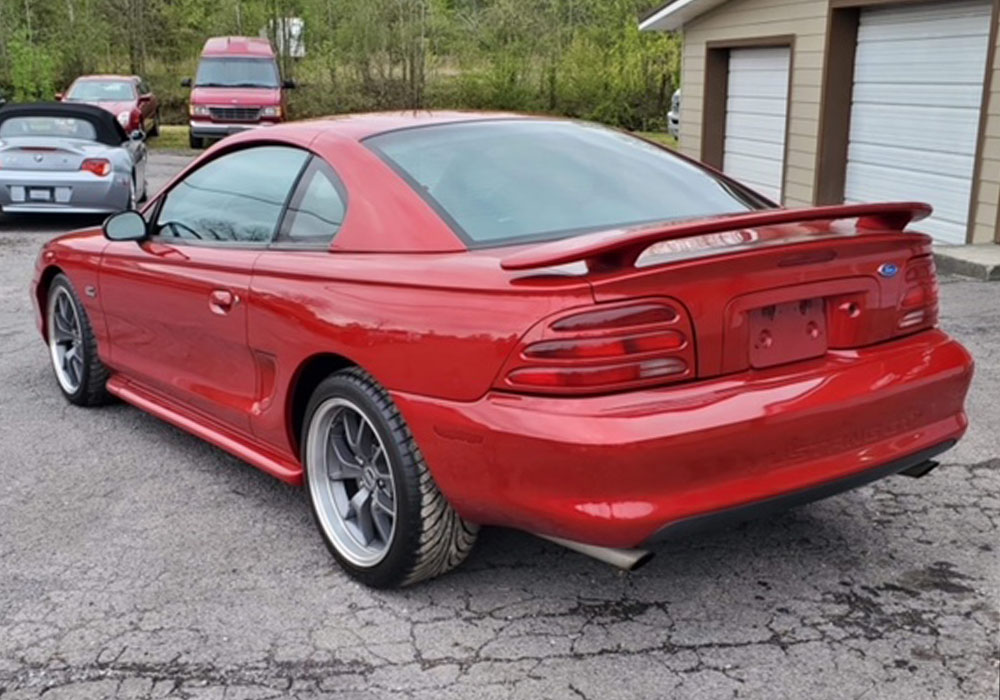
[32,113,973,588]
[182,36,292,149]
[59,74,160,137]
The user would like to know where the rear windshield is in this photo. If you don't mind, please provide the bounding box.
[196,58,279,88]
[0,116,97,141]
[366,120,769,247]
[67,80,136,101]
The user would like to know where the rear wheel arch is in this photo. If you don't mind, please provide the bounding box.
[287,352,358,456]
[37,265,65,341]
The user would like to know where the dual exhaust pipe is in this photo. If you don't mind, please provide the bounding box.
[536,460,942,571]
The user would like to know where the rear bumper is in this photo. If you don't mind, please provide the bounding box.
[0,171,129,214]
[393,329,973,548]
[648,440,953,543]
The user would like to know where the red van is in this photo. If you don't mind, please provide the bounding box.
[182,36,294,149]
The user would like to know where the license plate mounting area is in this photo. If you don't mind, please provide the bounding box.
[748,298,827,369]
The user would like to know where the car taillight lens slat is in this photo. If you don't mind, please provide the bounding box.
[499,299,696,396]
[896,256,938,333]
[522,330,686,361]
[509,358,688,389]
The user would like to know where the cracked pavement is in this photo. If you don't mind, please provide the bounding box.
[1,152,998,699]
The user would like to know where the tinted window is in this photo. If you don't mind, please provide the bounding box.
[196,58,279,88]
[67,80,136,101]
[155,146,308,243]
[0,117,97,140]
[367,120,769,247]
[278,159,347,244]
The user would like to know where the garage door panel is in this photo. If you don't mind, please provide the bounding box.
[850,105,982,154]
[724,136,786,161]
[726,74,790,99]
[847,142,975,180]
[845,0,990,245]
[725,114,788,140]
[852,83,985,109]
[846,165,974,215]
[725,96,788,117]
[724,47,790,203]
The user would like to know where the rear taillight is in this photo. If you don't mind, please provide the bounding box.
[896,256,939,333]
[497,299,696,395]
[80,159,111,177]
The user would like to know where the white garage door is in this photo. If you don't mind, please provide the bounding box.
[845,0,991,244]
[723,47,791,203]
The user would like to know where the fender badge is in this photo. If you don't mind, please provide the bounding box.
[877,263,899,278]
[84,286,97,298]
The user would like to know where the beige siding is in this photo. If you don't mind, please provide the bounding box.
[678,0,829,206]
[971,22,1000,244]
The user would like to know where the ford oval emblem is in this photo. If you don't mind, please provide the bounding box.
[878,263,899,278]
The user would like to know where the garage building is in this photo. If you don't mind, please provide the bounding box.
[641,0,1000,246]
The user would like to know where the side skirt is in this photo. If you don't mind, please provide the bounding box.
[106,375,303,485]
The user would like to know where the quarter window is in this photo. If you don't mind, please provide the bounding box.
[155,146,308,243]
[277,158,347,244]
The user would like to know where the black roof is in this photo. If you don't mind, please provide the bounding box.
[0,102,127,145]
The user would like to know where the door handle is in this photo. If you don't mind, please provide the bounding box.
[209,289,238,315]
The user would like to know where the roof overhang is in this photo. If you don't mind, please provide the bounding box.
[639,0,731,31]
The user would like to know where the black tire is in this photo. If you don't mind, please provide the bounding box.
[46,274,113,407]
[302,367,478,588]
[188,131,203,149]
[149,112,160,137]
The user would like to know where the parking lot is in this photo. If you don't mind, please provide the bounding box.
[0,151,997,699]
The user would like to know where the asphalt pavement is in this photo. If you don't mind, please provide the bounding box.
[0,151,997,699]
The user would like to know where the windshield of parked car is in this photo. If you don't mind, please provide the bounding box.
[0,116,97,140]
[67,80,136,101]
[366,120,770,247]
[195,58,279,88]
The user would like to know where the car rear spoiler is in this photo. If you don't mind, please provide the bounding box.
[500,202,932,272]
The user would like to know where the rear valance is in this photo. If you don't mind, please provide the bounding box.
[500,202,932,272]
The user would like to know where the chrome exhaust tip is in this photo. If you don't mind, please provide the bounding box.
[537,534,653,571]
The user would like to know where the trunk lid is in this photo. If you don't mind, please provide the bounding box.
[0,137,99,172]
[501,204,937,380]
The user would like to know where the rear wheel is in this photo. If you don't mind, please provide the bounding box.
[149,111,160,137]
[302,368,478,588]
[46,274,112,406]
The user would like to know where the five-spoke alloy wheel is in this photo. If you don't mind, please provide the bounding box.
[303,368,478,588]
[307,397,398,567]
[46,274,111,406]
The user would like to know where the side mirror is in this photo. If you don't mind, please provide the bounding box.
[103,210,147,242]
[282,79,297,89]
[55,92,64,101]
[180,78,192,88]
[130,129,145,141]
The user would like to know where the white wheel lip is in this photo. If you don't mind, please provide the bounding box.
[306,396,398,568]
[47,286,83,395]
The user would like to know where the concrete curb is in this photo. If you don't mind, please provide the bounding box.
[933,245,1000,281]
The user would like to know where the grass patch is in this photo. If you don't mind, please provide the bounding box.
[148,125,195,152]
[635,131,678,149]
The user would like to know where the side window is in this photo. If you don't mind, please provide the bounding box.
[277,158,348,244]
[155,146,308,243]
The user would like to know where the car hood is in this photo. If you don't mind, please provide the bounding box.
[190,86,281,106]
[67,100,137,116]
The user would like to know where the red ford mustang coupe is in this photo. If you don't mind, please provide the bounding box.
[32,113,973,588]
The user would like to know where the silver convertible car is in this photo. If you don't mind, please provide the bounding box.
[0,102,147,215]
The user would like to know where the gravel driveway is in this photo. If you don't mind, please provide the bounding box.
[1,151,997,699]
